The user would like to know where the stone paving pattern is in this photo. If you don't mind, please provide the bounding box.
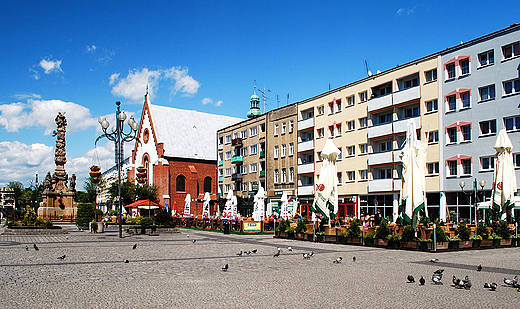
[1,223,519,308]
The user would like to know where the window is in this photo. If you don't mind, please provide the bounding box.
[479,119,496,135]
[427,163,439,175]
[241,165,248,174]
[317,128,324,138]
[402,78,418,89]
[479,50,494,66]
[250,144,257,155]
[224,184,231,192]
[359,117,368,128]
[250,163,257,173]
[375,168,393,179]
[240,129,247,139]
[447,95,456,112]
[289,143,294,156]
[241,182,248,191]
[346,120,355,131]
[289,167,294,183]
[404,107,420,118]
[337,172,343,185]
[480,156,495,171]
[289,120,294,133]
[448,160,457,176]
[328,125,335,138]
[225,135,231,144]
[460,59,470,75]
[274,146,279,159]
[359,91,368,102]
[425,69,437,82]
[274,124,279,136]
[218,169,223,177]
[446,63,456,79]
[274,169,279,184]
[461,92,470,108]
[504,79,520,95]
[225,151,231,160]
[336,99,342,112]
[347,146,355,156]
[347,171,355,182]
[461,125,471,142]
[360,170,368,180]
[317,151,322,161]
[447,128,457,144]
[281,168,287,183]
[281,144,286,157]
[428,131,439,144]
[359,143,368,154]
[514,154,520,168]
[249,126,257,137]
[317,105,324,115]
[479,85,495,101]
[378,113,392,124]
[176,175,186,192]
[347,95,355,106]
[505,116,520,131]
[328,102,334,115]
[225,168,231,177]
[337,147,342,160]
[241,147,248,157]
[233,132,238,139]
[335,123,342,137]
[260,123,265,133]
[425,99,438,112]
[462,159,472,175]
[218,152,223,161]
[379,141,392,152]
[502,42,520,60]
[281,122,286,135]
[203,177,212,193]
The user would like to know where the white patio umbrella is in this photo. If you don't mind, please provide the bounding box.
[280,191,289,220]
[312,138,340,222]
[183,194,191,217]
[399,119,427,225]
[231,195,238,219]
[492,129,517,220]
[202,192,211,218]
[252,185,265,222]
[223,190,233,219]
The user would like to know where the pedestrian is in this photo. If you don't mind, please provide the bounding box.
[375,209,383,226]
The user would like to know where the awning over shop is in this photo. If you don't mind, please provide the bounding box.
[124,200,162,209]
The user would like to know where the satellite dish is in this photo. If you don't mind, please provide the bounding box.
[377,70,381,74]
[368,70,373,76]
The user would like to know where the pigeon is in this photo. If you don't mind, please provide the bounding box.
[66,236,69,240]
[33,244,39,251]
[308,251,314,257]
[484,283,490,288]
[124,259,129,263]
[407,275,415,283]
[453,276,465,289]
[419,276,425,285]
[244,251,251,255]
[432,274,443,285]
[433,269,444,275]
[287,246,292,251]
[237,251,243,256]
[251,249,257,254]
[222,264,228,271]
[273,250,280,257]
[132,244,137,250]
[430,258,439,263]
[504,276,518,287]
[192,239,197,243]
[303,253,310,259]
[186,234,189,237]
[477,264,482,272]
[57,255,66,260]
[352,256,356,262]
[464,279,472,290]
[490,283,497,291]
[25,246,28,251]
[333,257,342,264]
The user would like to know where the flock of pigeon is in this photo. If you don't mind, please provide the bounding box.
[407,259,520,292]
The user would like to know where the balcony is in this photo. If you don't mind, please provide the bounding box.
[259,170,266,177]
[218,160,223,166]
[368,122,392,139]
[260,131,266,139]
[218,176,223,182]
[368,94,392,112]
[218,144,223,150]
[259,151,265,158]
[393,116,421,134]
[298,185,314,196]
[368,151,393,166]
[393,86,420,105]
[368,179,402,192]
[298,140,314,152]
[231,156,243,164]
[231,173,243,181]
[232,138,243,146]
[298,117,314,131]
[298,162,314,174]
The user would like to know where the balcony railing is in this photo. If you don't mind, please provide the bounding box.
[393,116,421,134]
[231,173,243,181]
[218,144,223,150]
[232,138,243,146]
[368,94,393,112]
[393,86,420,105]
[298,162,314,174]
[368,178,402,192]
[218,176,223,182]
[218,160,223,166]
[298,140,314,152]
[298,185,314,195]
[298,117,314,131]
[368,151,394,166]
[259,151,265,158]
[259,170,266,177]
[368,122,393,139]
[231,156,243,164]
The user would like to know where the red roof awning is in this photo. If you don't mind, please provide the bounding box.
[124,200,162,209]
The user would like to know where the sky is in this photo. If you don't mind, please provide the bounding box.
[0,0,519,190]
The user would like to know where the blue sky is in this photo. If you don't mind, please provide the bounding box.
[0,0,518,189]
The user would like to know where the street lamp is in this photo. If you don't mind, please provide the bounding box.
[459,179,486,224]
[29,173,39,211]
[96,101,139,238]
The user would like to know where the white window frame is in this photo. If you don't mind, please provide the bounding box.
[427,162,439,175]
[289,120,294,133]
[225,135,231,144]
[360,170,368,181]
[359,117,368,128]
[478,50,494,67]
[359,91,367,102]
[250,144,257,155]
[480,156,495,171]
[225,151,232,160]
[281,122,286,135]
[425,69,437,82]
[428,131,439,144]
[479,119,497,136]
[281,144,286,158]
[274,145,279,159]
[502,42,520,60]
[274,169,279,184]
[347,146,355,157]
[289,167,294,183]
[225,168,231,177]
[347,95,355,106]
[503,78,520,96]
[359,143,368,154]
[346,171,355,182]
[250,163,257,173]
[274,124,279,136]
[289,143,294,156]
[281,168,287,183]
[249,126,258,137]
[479,85,495,102]
[426,99,438,112]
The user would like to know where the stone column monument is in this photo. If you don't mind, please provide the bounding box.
[38,111,78,219]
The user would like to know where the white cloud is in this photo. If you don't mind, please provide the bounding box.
[111,67,200,103]
[12,93,41,100]
[86,45,97,53]
[29,68,40,80]
[39,57,63,74]
[396,6,416,16]
[0,99,97,134]
[202,98,223,107]
[0,141,54,187]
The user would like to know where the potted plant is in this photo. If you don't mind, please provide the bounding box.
[374,219,391,247]
[345,219,362,244]
[315,231,325,242]
[434,223,450,250]
[90,219,98,233]
[338,232,348,244]
[286,226,296,239]
[455,222,472,249]
[276,219,291,238]
[364,231,375,246]
[295,220,307,239]
[494,221,512,246]
[471,234,483,248]
[477,223,493,247]
[387,234,401,248]
[400,225,418,249]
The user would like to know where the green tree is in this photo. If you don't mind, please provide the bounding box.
[7,181,24,210]
[22,205,38,226]
[82,177,100,203]
[76,203,96,227]
[108,180,136,206]
[136,183,159,203]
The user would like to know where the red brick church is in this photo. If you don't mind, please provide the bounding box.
[129,92,242,216]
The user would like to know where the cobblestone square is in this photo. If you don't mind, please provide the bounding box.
[1,225,519,308]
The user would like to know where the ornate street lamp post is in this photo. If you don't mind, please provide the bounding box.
[459,178,486,224]
[96,101,139,238]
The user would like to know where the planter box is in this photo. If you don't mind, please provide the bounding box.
[512,238,518,247]
[375,239,388,247]
[324,235,337,243]
[472,240,481,248]
[459,240,473,249]
[287,232,295,239]
[364,238,374,246]
[347,237,362,245]
[419,241,432,251]
[315,234,324,242]
[480,239,493,248]
[338,236,347,244]
[435,242,449,250]
[492,239,501,247]
[400,241,418,249]
[306,233,314,241]
[448,241,459,249]
[295,233,305,240]
[279,231,288,238]
[500,239,512,247]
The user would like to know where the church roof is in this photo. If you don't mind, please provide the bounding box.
[150,104,243,160]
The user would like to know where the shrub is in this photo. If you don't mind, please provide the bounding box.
[346,219,361,238]
[476,222,490,239]
[76,203,96,227]
[435,223,449,242]
[401,225,416,242]
[276,219,291,232]
[302,216,310,224]
[455,222,471,241]
[91,219,98,232]
[338,232,348,237]
[285,226,296,233]
[337,217,345,226]
[365,231,376,239]
[295,220,307,233]
[22,206,37,226]
[107,210,118,216]
[494,221,511,239]
[140,217,155,227]
[374,218,391,240]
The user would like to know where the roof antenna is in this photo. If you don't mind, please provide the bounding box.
[258,84,271,113]
[365,60,372,76]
